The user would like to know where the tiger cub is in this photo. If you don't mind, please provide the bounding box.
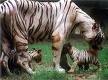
[62,42,100,72]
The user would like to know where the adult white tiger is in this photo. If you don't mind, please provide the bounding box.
[0,0,104,74]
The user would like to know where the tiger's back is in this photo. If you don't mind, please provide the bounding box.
[1,0,64,43]
[1,0,78,43]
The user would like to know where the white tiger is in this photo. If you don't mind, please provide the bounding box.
[0,0,104,74]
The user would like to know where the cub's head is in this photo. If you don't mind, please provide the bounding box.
[62,42,72,54]
[29,48,42,64]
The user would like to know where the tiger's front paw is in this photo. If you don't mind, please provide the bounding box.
[67,68,75,74]
[55,65,65,73]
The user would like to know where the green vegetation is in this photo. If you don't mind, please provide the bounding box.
[1,39,108,80]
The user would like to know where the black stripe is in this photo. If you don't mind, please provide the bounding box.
[64,1,72,34]
[8,1,15,10]
[37,3,40,12]
[29,25,35,36]
[56,1,68,28]
[2,3,6,13]
[24,0,29,18]
[64,2,75,33]
[48,2,52,23]
[59,2,61,9]
[55,1,69,29]
[39,2,45,6]
[49,14,54,38]
[33,6,43,35]
[28,3,37,29]
[63,0,68,11]
[28,27,33,35]
[5,2,11,14]
[16,42,28,47]
[39,21,49,40]
[2,3,14,48]
[19,0,22,10]
[48,2,53,36]
[46,5,48,17]
[55,3,58,17]
[36,32,43,41]
[13,28,26,40]
[15,15,27,39]
[1,6,3,12]
[21,0,24,14]
[18,8,27,33]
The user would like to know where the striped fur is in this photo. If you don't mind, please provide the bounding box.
[0,48,42,75]
[0,0,77,50]
[0,0,104,74]
[62,43,100,71]
[28,48,42,63]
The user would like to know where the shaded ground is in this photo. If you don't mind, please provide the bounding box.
[1,39,108,80]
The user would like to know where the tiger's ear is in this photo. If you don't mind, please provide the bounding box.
[64,42,72,51]
[92,23,100,31]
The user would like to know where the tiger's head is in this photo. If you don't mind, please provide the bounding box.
[62,42,72,55]
[29,48,42,64]
[88,29,105,50]
[74,8,104,50]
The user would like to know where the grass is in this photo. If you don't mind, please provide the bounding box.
[1,39,108,80]
[32,65,68,80]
